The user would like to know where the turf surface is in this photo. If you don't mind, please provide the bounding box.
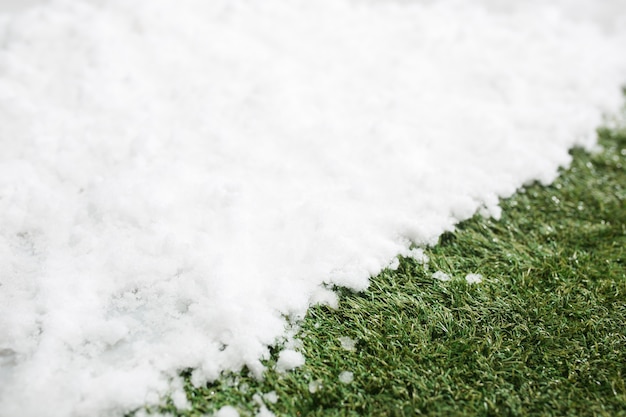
[144,116,626,417]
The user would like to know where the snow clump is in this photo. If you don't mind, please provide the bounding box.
[338,336,357,352]
[465,274,484,284]
[339,371,355,384]
[432,271,452,282]
[214,406,240,417]
[275,350,305,373]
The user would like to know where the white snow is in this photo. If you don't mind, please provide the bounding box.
[432,271,452,282]
[275,350,305,373]
[263,391,279,405]
[214,406,240,417]
[339,371,355,384]
[387,257,401,270]
[255,405,276,417]
[407,249,430,266]
[308,379,323,394]
[338,336,357,352]
[465,274,484,284]
[0,0,625,416]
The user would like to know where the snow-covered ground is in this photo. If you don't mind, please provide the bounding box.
[0,1,625,416]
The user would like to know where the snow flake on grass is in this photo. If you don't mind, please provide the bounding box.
[339,371,354,384]
[432,271,451,282]
[262,391,278,404]
[338,336,357,352]
[465,274,483,284]
[308,379,323,394]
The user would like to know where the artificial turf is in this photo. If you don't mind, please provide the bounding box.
[145,117,626,417]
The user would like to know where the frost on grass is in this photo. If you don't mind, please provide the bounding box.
[1,0,626,416]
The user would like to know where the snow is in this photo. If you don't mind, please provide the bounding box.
[407,249,430,266]
[275,350,305,373]
[308,380,324,394]
[253,394,277,417]
[255,405,276,417]
[432,271,452,282]
[465,274,484,284]
[0,0,625,416]
[263,391,279,405]
[214,406,239,417]
[339,336,357,352]
[339,371,355,384]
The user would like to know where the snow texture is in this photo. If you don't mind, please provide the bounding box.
[0,0,625,416]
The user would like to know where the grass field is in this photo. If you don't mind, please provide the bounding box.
[145,114,626,417]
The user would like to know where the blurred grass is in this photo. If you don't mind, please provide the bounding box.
[145,119,626,416]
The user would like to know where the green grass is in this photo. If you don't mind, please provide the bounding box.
[146,120,626,417]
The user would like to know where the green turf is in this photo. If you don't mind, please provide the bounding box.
[145,117,626,417]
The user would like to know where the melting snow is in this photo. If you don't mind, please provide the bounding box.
[0,0,625,416]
